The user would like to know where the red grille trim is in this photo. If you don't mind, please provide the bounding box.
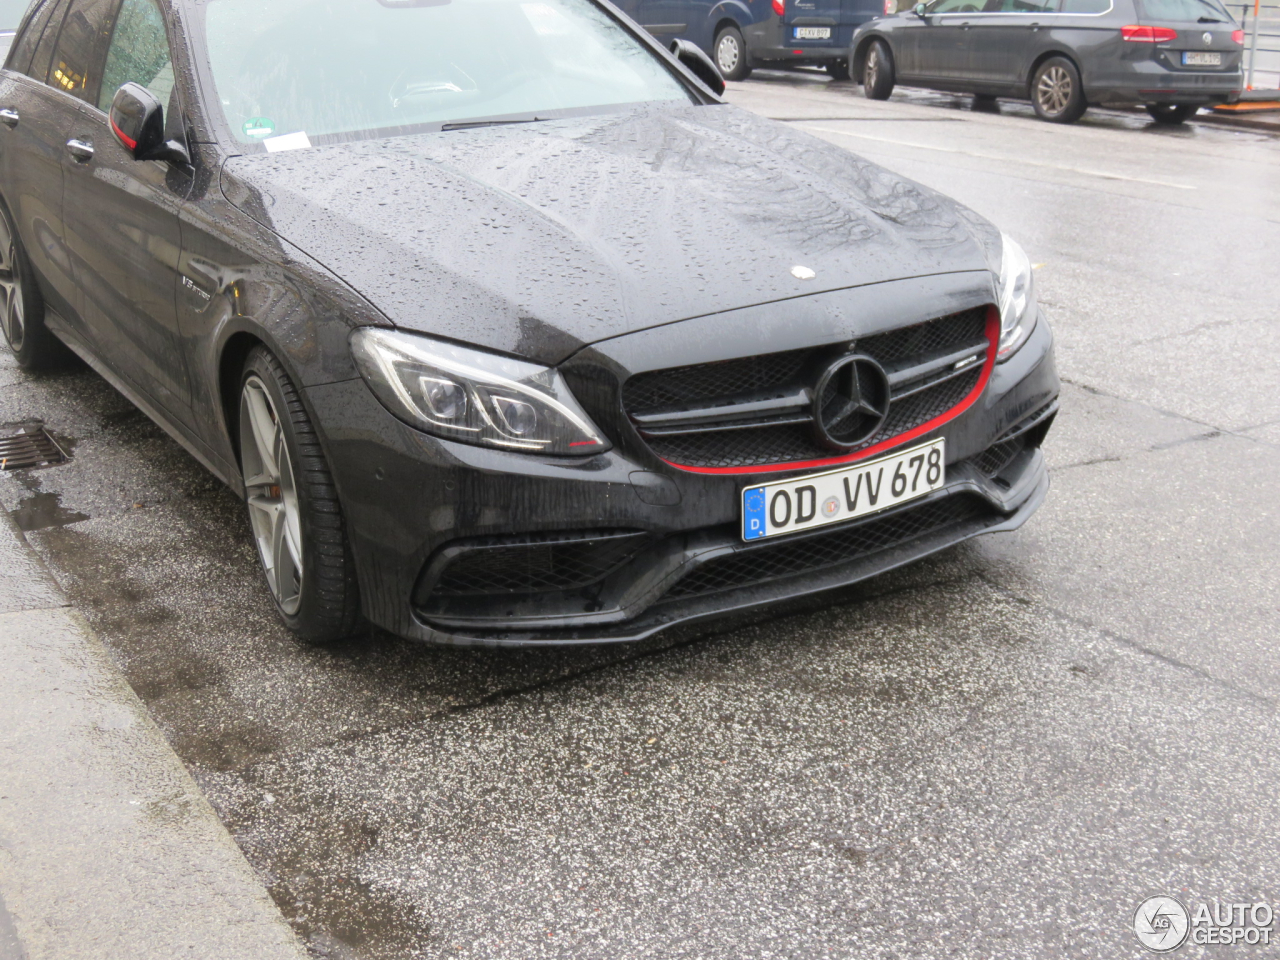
[658,306,1000,476]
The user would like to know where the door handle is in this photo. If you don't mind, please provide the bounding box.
[65,138,94,162]
[0,108,18,128]
[1029,20,1040,29]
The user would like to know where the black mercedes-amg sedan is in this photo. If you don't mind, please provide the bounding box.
[0,0,1058,646]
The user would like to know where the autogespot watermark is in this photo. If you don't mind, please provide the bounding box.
[1134,896,1276,952]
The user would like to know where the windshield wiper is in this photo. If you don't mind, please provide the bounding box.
[1197,15,1227,21]
[440,117,546,131]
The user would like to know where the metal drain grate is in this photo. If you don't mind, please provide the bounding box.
[0,426,68,470]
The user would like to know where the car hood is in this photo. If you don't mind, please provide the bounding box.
[221,103,1000,365]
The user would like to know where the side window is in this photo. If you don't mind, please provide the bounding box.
[46,0,116,103]
[983,0,1058,10]
[13,0,66,78]
[97,0,172,112]
[6,0,52,73]
[929,0,985,12]
[1058,0,1108,10]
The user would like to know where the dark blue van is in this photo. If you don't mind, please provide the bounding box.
[616,0,885,80]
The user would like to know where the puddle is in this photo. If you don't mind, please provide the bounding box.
[12,491,90,532]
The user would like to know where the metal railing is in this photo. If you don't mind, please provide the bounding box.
[1234,0,1280,91]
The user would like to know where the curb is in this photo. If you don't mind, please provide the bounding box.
[1198,111,1280,134]
[0,508,308,960]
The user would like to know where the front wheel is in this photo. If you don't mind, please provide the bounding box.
[714,26,752,82]
[862,40,895,100]
[239,347,362,644]
[1146,102,1199,124]
[1030,56,1087,123]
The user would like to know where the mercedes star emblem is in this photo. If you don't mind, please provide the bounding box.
[813,355,891,449]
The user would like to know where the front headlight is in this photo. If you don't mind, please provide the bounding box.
[996,233,1036,360]
[350,328,611,455]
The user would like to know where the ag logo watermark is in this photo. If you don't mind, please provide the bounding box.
[1134,896,1276,952]
[1134,897,1190,953]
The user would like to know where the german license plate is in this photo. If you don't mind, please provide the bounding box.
[794,26,831,39]
[741,439,945,542]
[1183,51,1221,65]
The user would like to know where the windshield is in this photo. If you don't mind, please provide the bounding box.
[203,0,692,145]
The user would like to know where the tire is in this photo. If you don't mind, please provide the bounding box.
[0,201,61,369]
[714,25,751,81]
[826,59,852,82]
[863,40,895,100]
[1146,102,1199,124]
[239,346,362,644]
[1030,56,1087,123]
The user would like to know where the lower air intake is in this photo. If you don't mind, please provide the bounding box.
[666,495,989,599]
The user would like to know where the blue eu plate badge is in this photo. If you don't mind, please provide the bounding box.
[743,487,768,541]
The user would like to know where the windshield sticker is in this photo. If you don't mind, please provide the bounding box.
[262,131,312,153]
[243,117,275,139]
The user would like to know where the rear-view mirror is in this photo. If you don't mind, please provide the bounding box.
[109,82,190,165]
[913,2,928,14]
[669,39,726,96]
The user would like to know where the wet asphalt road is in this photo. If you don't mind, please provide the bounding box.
[2,77,1279,959]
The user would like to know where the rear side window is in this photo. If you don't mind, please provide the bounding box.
[982,0,1059,12]
[97,0,173,111]
[6,0,55,74]
[46,0,115,101]
[928,0,985,12]
[1137,0,1231,19]
[26,0,65,79]
[1059,0,1109,11]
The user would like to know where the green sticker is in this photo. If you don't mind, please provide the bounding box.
[243,117,275,139]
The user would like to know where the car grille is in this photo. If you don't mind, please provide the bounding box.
[665,494,990,600]
[424,529,650,597]
[622,307,992,470]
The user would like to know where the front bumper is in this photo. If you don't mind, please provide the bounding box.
[307,284,1058,647]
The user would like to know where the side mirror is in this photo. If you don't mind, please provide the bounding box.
[109,82,189,165]
[913,2,928,15]
[669,38,726,96]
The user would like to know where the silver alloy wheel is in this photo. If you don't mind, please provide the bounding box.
[866,46,881,87]
[716,33,740,74]
[240,375,304,615]
[1036,65,1071,116]
[0,219,24,353]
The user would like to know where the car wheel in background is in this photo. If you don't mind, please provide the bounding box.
[826,59,852,81]
[1031,56,1087,123]
[863,40,894,100]
[1146,102,1199,124]
[239,346,362,644]
[0,202,62,370]
[714,26,752,81]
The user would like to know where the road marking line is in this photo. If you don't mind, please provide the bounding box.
[804,125,1197,190]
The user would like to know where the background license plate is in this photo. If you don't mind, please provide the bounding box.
[1183,51,1222,65]
[794,26,831,39]
[742,440,945,542]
